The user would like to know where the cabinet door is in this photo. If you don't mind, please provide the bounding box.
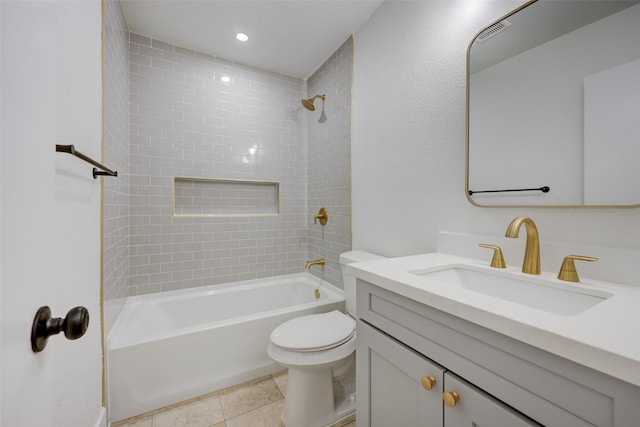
[357,321,445,427]
[443,372,542,427]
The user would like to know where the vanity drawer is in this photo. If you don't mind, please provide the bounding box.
[357,279,640,427]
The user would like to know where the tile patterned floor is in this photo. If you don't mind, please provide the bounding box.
[111,370,356,427]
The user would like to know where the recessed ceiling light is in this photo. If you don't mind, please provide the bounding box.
[236,33,248,42]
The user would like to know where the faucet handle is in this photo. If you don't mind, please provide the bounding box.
[557,255,598,282]
[479,244,506,269]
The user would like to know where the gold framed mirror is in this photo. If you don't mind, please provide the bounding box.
[466,0,640,207]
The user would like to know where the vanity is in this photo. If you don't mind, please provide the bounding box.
[350,0,640,424]
[349,244,640,426]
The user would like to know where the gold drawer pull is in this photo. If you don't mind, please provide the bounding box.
[420,376,436,391]
[443,391,460,407]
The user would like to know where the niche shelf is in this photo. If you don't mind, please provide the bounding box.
[172,177,280,217]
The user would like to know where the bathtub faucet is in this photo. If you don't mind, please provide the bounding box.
[305,259,325,269]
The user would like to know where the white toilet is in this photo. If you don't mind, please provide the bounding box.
[267,251,384,427]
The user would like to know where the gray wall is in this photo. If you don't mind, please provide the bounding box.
[103,5,354,313]
[103,0,130,331]
[352,1,640,261]
[127,34,308,295]
[307,38,353,288]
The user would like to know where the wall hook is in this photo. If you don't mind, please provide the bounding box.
[31,306,89,353]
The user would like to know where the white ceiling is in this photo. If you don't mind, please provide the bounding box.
[121,0,384,80]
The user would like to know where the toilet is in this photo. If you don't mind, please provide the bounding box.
[267,251,385,427]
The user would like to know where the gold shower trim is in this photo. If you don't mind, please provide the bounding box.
[301,94,326,111]
[99,0,106,407]
[349,35,354,250]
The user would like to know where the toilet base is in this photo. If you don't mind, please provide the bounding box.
[281,366,356,427]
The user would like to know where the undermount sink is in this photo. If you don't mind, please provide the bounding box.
[411,265,612,316]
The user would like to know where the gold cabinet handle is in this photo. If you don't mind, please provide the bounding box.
[479,244,506,268]
[420,376,436,391]
[443,391,460,407]
[314,207,328,225]
[557,255,598,282]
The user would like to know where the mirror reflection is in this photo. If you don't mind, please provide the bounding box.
[467,0,640,206]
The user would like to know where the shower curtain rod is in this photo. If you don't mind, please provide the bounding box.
[55,144,118,179]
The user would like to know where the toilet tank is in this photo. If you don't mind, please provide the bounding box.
[339,251,386,317]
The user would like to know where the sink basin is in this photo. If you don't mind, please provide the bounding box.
[412,266,612,316]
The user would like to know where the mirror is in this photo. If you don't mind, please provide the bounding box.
[466,0,640,207]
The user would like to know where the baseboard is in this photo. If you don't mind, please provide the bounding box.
[94,407,107,427]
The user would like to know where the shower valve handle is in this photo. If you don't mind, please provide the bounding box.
[314,207,328,225]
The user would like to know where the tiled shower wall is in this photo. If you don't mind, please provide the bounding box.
[307,38,353,288]
[103,0,130,331]
[127,34,308,295]
[103,1,353,301]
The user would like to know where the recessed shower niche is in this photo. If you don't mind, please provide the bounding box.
[172,177,280,217]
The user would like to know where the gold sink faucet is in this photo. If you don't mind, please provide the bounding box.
[505,216,540,275]
[305,259,325,269]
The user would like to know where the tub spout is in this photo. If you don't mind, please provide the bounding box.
[305,259,325,269]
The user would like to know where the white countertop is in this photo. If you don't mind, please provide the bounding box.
[347,252,640,387]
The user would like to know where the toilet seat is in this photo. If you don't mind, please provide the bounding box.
[270,310,355,352]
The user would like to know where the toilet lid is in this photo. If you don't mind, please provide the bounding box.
[270,310,355,352]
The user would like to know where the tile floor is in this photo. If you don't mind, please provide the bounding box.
[111,370,356,427]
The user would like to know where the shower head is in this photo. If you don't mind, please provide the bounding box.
[301,94,326,111]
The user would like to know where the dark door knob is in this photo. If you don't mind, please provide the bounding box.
[31,306,89,352]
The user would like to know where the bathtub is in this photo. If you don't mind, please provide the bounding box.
[107,273,345,422]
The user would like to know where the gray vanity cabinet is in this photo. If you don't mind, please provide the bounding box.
[357,320,539,427]
[357,319,444,426]
[443,372,541,427]
[356,279,640,427]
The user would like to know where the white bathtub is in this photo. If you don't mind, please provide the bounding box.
[107,273,345,422]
